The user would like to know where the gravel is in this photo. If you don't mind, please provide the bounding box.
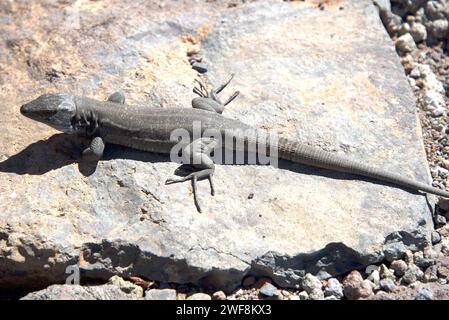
[259,283,279,298]
[187,293,212,300]
[212,291,227,300]
[324,278,344,299]
[308,288,325,300]
[410,22,428,42]
[379,278,397,292]
[380,263,396,279]
[145,289,177,300]
[301,273,322,294]
[415,287,434,300]
[432,231,442,244]
[367,270,381,285]
[401,264,425,285]
[298,291,309,300]
[395,33,418,54]
[342,271,374,300]
[424,265,439,282]
[390,260,409,277]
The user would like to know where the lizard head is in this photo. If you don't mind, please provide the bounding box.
[20,93,76,133]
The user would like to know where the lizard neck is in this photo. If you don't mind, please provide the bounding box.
[71,96,100,137]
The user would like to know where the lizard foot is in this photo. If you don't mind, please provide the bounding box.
[165,168,214,213]
[82,136,104,162]
[192,74,239,113]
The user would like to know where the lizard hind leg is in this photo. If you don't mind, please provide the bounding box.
[82,136,105,161]
[165,138,217,212]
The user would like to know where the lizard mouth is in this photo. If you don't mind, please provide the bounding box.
[20,104,57,117]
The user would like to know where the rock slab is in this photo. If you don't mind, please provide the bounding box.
[0,0,434,293]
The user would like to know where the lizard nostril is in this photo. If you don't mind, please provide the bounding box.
[20,104,29,114]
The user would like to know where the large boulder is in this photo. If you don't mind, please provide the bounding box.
[0,0,435,293]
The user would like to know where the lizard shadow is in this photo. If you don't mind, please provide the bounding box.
[277,157,434,214]
[211,149,433,210]
[0,134,435,213]
[0,133,170,177]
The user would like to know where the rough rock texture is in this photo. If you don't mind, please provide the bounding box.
[0,0,435,293]
[20,284,139,300]
[342,270,374,300]
[187,293,212,300]
[367,282,449,300]
[145,288,177,300]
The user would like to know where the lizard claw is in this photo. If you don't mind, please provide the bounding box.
[165,178,179,185]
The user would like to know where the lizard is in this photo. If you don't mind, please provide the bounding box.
[20,75,449,212]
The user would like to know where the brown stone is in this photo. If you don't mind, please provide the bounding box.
[342,271,373,300]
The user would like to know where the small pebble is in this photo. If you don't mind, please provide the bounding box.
[379,278,396,292]
[301,273,322,294]
[316,270,332,280]
[259,283,279,298]
[384,242,407,262]
[308,288,324,300]
[367,270,380,285]
[145,289,177,300]
[410,22,427,42]
[404,250,414,264]
[212,291,227,300]
[409,67,421,78]
[298,291,309,300]
[191,61,208,73]
[187,293,212,300]
[401,264,424,285]
[437,265,449,279]
[342,271,373,300]
[390,260,408,277]
[380,264,396,279]
[415,287,433,300]
[395,33,417,55]
[415,257,434,270]
[424,265,439,282]
[365,265,379,275]
[187,45,200,56]
[324,278,344,299]
[435,214,447,226]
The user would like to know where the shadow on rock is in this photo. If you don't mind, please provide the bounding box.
[0,133,83,175]
[278,159,426,198]
[0,133,429,205]
[0,133,170,177]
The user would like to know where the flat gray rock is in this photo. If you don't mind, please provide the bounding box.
[0,0,434,293]
[20,284,138,300]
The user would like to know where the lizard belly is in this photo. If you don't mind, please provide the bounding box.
[103,134,175,154]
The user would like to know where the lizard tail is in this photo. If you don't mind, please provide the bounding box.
[277,137,449,198]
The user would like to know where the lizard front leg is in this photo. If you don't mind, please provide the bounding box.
[165,138,217,212]
[82,136,105,161]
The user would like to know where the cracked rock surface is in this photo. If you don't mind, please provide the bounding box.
[0,0,437,293]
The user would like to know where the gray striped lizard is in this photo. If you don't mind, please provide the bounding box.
[20,75,449,212]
